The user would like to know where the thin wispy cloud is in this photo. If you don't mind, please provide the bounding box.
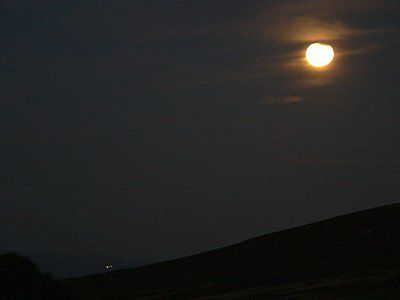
[263,96,304,105]
[234,0,400,89]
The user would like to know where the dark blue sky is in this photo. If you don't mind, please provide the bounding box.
[1,0,400,270]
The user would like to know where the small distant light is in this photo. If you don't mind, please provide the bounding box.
[106,265,113,269]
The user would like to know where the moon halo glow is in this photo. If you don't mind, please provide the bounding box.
[306,43,334,68]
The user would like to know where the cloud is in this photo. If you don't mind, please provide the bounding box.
[231,0,400,89]
[263,95,304,105]
[263,17,361,43]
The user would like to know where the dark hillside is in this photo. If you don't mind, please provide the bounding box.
[65,203,400,299]
[0,253,68,300]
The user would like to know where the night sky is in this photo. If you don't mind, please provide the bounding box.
[2,0,400,269]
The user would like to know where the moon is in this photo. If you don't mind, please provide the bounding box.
[306,43,334,68]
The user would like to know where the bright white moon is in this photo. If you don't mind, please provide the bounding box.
[306,43,334,68]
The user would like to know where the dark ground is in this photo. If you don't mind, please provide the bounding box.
[62,203,400,299]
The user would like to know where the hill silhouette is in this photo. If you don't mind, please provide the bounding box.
[65,204,400,299]
[0,253,68,300]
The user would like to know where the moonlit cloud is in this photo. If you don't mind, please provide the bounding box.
[235,0,400,89]
[263,96,304,105]
[264,17,361,43]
